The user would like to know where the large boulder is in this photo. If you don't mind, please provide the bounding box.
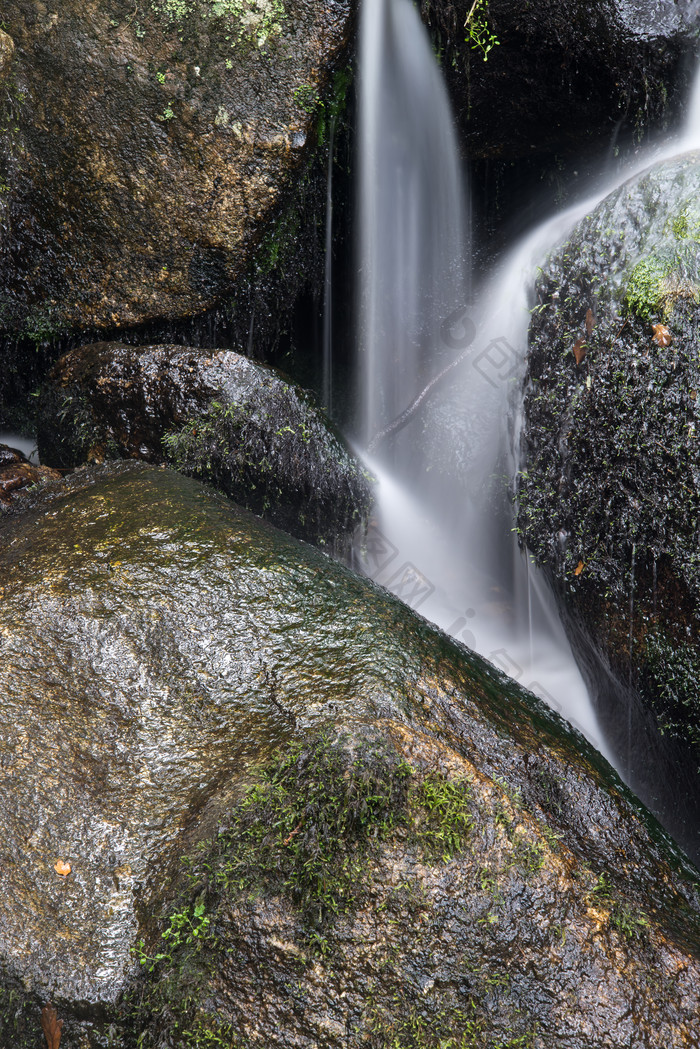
[0,0,352,337]
[0,462,698,1047]
[518,150,700,812]
[423,0,699,161]
[36,341,372,547]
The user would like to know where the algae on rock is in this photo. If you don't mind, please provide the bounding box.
[0,464,698,1046]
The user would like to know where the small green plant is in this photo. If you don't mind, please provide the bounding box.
[159,103,176,121]
[410,774,474,861]
[156,70,167,84]
[293,83,320,114]
[610,902,650,940]
[133,900,212,971]
[464,0,499,61]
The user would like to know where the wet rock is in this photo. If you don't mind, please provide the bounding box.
[0,442,61,509]
[0,1,352,335]
[36,341,372,548]
[0,462,698,1046]
[424,0,698,160]
[518,150,700,852]
[0,30,14,82]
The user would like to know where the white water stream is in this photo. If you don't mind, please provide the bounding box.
[354,0,700,771]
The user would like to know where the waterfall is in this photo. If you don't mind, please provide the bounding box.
[355,0,611,758]
[357,0,467,461]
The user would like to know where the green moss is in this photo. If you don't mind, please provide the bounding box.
[148,0,285,48]
[212,735,415,918]
[363,1001,536,1048]
[624,256,667,321]
[129,735,483,1045]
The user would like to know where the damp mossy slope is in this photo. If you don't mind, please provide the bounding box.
[0,463,698,1045]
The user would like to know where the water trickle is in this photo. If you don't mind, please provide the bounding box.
[0,431,37,463]
[355,0,617,762]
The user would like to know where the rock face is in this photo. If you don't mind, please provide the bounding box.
[0,30,14,83]
[0,442,60,509]
[0,0,352,336]
[0,463,698,1047]
[36,341,372,547]
[423,0,698,160]
[518,150,700,835]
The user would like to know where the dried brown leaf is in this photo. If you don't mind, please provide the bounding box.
[585,308,595,336]
[574,561,584,577]
[573,338,587,365]
[41,1003,63,1049]
[652,323,672,347]
[54,859,71,877]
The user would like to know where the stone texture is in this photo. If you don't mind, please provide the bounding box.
[423,0,699,160]
[518,150,700,859]
[0,463,698,1046]
[0,0,352,335]
[36,341,372,547]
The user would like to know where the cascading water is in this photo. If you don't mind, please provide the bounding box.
[354,0,700,832]
[355,0,609,756]
[357,0,467,461]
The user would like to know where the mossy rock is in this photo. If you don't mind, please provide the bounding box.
[36,341,372,548]
[518,150,700,819]
[0,0,352,335]
[0,463,699,1045]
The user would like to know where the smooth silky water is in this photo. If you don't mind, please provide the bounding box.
[352,0,700,840]
[0,432,38,463]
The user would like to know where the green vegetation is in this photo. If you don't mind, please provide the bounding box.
[129,735,484,1046]
[624,255,668,321]
[464,0,499,61]
[364,1002,536,1049]
[148,0,285,48]
[212,735,416,918]
[610,902,650,941]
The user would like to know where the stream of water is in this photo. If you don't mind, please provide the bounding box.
[353,0,700,796]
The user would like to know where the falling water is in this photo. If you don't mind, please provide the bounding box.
[354,0,700,848]
[358,0,467,460]
[0,432,37,463]
[355,0,612,757]
[322,113,337,414]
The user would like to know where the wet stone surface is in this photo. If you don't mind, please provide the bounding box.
[37,341,372,548]
[0,0,352,334]
[519,150,700,859]
[425,0,699,160]
[0,463,697,1046]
